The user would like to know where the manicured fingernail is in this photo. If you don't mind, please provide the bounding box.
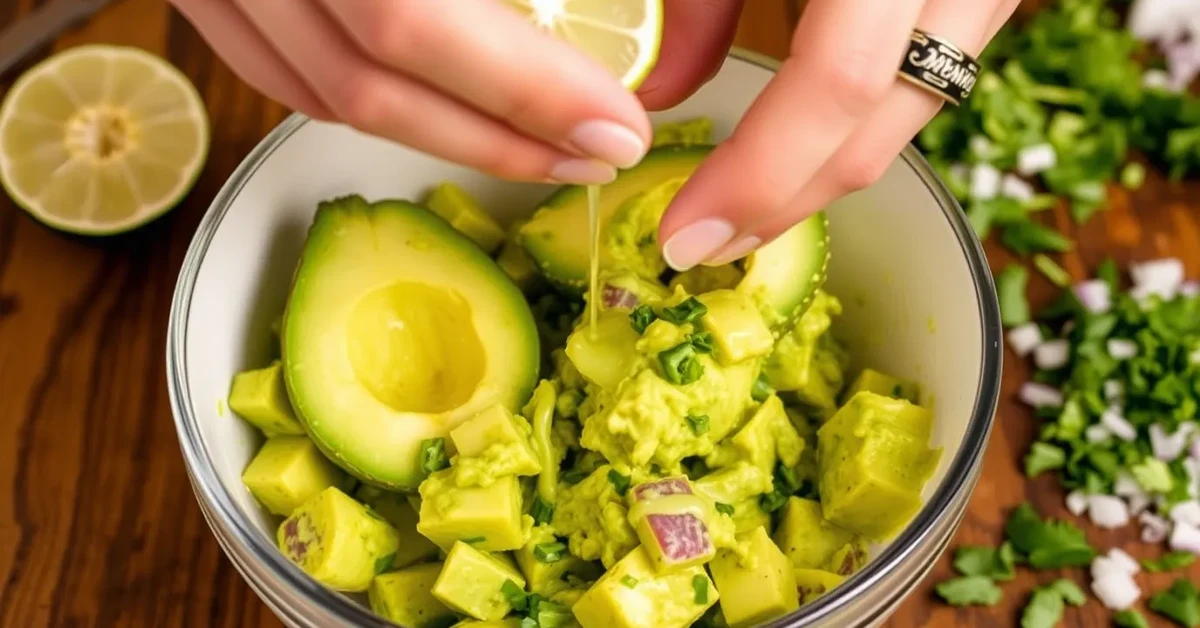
[662,218,736,271]
[569,120,647,169]
[703,235,762,266]
[549,158,617,185]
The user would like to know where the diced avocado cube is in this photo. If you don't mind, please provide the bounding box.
[827,542,868,576]
[450,404,541,478]
[763,293,847,411]
[355,485,440,569]
[228,361,305,436]
[241,435,348,516]
[424,181,506,254]
[794,568,845,606]
[696,290,774,366]
[496,240,540,292]
[842,368,921,404]
[564,309,641,391]
[572,546,717,628]
[368,562,456,627]
[432,542,526,621]
[706,395,804,474]
[277,486,400,592]
[708,526,798,628]
[417,472,526,551]
[817,392,943,540]
[549,586,588,608]
[515,525,588,594]
[668,264,744,296]
[771,497,862,571]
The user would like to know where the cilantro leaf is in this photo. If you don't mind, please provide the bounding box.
[1005,503,1096,568]
[1149,578,1200,627]
[935,576,1003,607]
[1114,609,1150,628]
[952,543,1016,581]
[1048,578,1086,606]
[1021,587,1065,628]
[998,264,1032,327]
[1142,551,1197,573]
[1024,442,1067,477]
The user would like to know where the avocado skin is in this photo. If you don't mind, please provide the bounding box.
[280,194,540,491]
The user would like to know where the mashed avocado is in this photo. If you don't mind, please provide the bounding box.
[239,119,943,628]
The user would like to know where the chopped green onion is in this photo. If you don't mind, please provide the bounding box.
[607,469,631,497]
[530,496,555,527]
[621,575,638,588]
[1033,254,1071,288]
[501,579,528,611]
[629,305,657,334]
[533,542,567,563]
[686,414,710,436]
[660,297,708,324]
[659,343,704,385]
[715,502,735,516]
[419,438,448,477]
[692,575,709,605]
[758,489,788,514]
[751,372,772,402]
[461,536,486,545]
[996,264,1031,327]
[1001,221,1073,255]
[688,331,714,354]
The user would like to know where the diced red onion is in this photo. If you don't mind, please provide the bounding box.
[602,285,639,310]
[1074,280,1112,314]
[1019,383,1064,408]
[1152,422,1195,461]
[970,163,1001,200]
[1007,323,1043,357]
[1170,500,1200,527]
[1017,144,1057,176]
[1066,490,1089,517]
[1114,471,1145,497]
[1091,571,1141,610]
[1108,548,1142,576]
[1086,425,1113,443]
[1000,174,1035,202]
[1169,520,1200,555]
[1088,495,1131,529]
[1102,409,1138,442]
[1182,281,1200,297]
[1130,258,1185,294]
[1141,512,1172,543]
[1104,380,1125,403]
[643,513,714,564]
[1107,339,1138,360]
[1127,493,1152,516]
[632,477,693,502]
[1035,339,1071,370]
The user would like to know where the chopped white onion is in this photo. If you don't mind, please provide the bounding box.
[1066,490,1089,516]
[1000,174,1035,202]
[1104,380,1125,403]
[1114,471,1144,497]
[1170,500,1200,527]
[1091,556,1125,581]
[1017,143,1057,176]
[1141,512,1172,543]
[1007,323,1043,357]
[1182,281,1200,297]
[1088,495,1131,529]
[1107,547,1142,576]
[1091,571,1142,610]
[1152,422,1196,461]
[1107,339,1138,360]
[970,163,1001,200]
[1143,68,1179,91]
[1128,493,1152,516]
[1169,520,1200,555]
[1130,258,1185,295]
[1191,438,1200,460]
[1075,280,1112,314]
[1130,282,1177,304]
[1086,424,1113,444]
[1102,409,1138,442]
[1126,0,1195,41]
[1019,382,1064,408]
[1186,458,1200,499]
[969,136,997,161]
[1035,339,1071,370]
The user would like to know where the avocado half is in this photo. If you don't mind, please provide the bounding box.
[281,195,540,491]
[518,145,831,326]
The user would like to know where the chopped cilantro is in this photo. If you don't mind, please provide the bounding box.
[607,469,631,497]
[1021,586,1065,628]
[692,575,709,605]
[1131,458,1174,493]
[1149,578,1200,627]
[530,496,555,527]
[533,542,566,563]
[621,575,638,589]
[1002,222,1073,255]
[1142,551,1197,573]
[1024,442,1066,477]
[952,542,1016,581]
[1047,578,1086,606]
[1004,503,1096,568]
[686,414,710,436]
[997,264,1031,327]
[1033,254,1071,288]
[661,298,708,325]
[934,575,1003,607]
[1114,609,1150,628]
[715,502,735,516]
[419,438,448,477]
[629,305,657,334]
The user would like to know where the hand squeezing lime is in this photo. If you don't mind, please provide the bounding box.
[0,45,209,235]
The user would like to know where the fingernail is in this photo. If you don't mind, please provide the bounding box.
[703,235,762,266]
[569,120,647,169]
[549,158,617,185]
[662,218,736,271]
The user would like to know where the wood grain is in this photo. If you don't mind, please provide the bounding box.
[0,1,1196,626]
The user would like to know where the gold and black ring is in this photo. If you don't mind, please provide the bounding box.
[897,28,981,106]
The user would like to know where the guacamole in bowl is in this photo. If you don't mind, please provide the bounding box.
[219,118,947,628]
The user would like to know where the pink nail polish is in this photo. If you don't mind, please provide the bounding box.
[568,120,647,169]
[662,219,736,271]
[704,236,762,266]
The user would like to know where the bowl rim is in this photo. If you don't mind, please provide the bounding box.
[167,47,1002,627]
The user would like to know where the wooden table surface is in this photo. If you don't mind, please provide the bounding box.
[1,1,1198,626]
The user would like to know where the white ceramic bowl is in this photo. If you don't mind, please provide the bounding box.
[168,49,1001,628]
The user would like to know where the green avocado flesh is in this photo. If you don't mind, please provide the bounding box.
[517,145,830,326]
[280,195,539,490]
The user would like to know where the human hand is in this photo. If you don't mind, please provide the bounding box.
[169,0,657,185]
[651,0,1021,271]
